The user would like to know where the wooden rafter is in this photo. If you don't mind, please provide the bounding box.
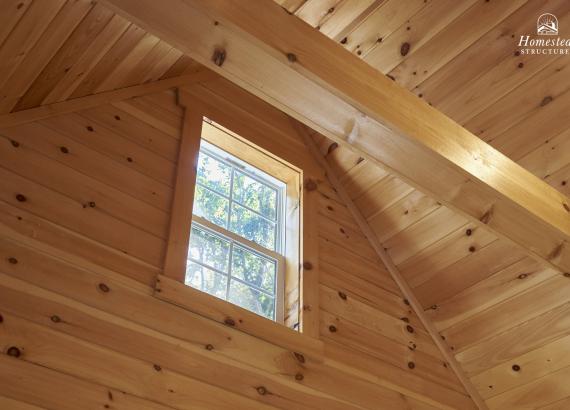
[102,0,570,273]
[297,122,488,410]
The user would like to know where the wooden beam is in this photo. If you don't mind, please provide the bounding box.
[297,122,487,410]
[102,0,570,273]
[0,69,216,128]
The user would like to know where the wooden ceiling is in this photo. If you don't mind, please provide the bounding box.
[0,0,199,115]
[1,0,569,409]
[278,0,570,409]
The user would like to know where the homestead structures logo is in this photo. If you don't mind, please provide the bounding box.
[537,13,558,35]
[518,13,570,54]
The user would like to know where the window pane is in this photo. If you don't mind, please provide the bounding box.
[185,261,228,299]
[233,171,277,220]
[188,225,230,272]
[230,203,276,250]
[229,280,275,320]
[196,152,231,196]
[194,185,229,228]
[231,245,276,294]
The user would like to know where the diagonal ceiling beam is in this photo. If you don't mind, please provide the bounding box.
[102,0,570,272]
[297,122,487,410]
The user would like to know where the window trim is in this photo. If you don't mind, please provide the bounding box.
[162,87,321,339]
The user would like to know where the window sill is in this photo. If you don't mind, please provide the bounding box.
[154,274,324,362]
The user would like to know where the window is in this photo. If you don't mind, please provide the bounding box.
[185,139,286,321]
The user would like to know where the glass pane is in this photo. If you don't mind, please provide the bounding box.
[185,261,228,299]
[229,280,275,320]
[231,246,276,294]
[230,203,276,250]
[193,185,229,228]
[196,152,231,196]
[233,171,277,220]
[188,225,230,272]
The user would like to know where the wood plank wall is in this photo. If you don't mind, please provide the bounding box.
[0,77,475,409]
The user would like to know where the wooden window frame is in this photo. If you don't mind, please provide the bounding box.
[158,87,321,342]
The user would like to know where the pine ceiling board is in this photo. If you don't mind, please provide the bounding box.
[0,0,66,96]
[14,4,116,111]
[414,0,563,108]
[389,0,529,90]
[486,365,570,410]
[341,0,425,57]
[69,23,145,98]
[456,301,570,376]
[488,88,570,162]
[41,14,131,105]
[363,0,477,74]
[444,274,570,355]
[426,257,553,331]
[295,0,340,28]
[353,175,414,220]
[518,127,570,182]
[94,32,160,93]
[0,0,33,48]
[464,56,570,143]
[317,0,379,40]
[0,0,94,114]
[367,190,441,243]
[339,159,389,200]
[545,164,570,197]
[159,54,200,79]
[136,43,182,84]
[398,223,497,289]
[472,334,570,400]
[413,240,527,310]
[540,397,570,410]
[383,206,468,266]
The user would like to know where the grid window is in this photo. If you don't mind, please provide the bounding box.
[185,140,286,321]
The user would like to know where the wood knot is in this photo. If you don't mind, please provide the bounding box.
[0,314,3,323]
[224,317,236,327]
[50,315,61,323]
[340,37,347,44]
[212,48,226,67]
[114,115,121,121]
[540,96,553,107]
[86,126,94,132]
[256,386,267,395]
[88,201,96,208]
[563,272,570,278]
[7,257,18,265]
[10,140,20,148]
[295,373,304,381]
[304,179,317,192]
[407,361,415,369]
[6,346,21,358]
[518,62,524,68]
[205,344,214,351]
[286,53,297,63]
[480,207,493,224]
[60,146,69,154]
[400,42,410,56]
[406,325,414,333]
[465,228,472,236]
[302,261,313,270]
[518,273,528,279]
[293,352,305,363]
[563,203,570,212]
[512,364,520,372]
[469,246,476,253]
[153,364,162,371]
[328,325,337,333]
[338,291,347,300]
[98,283,110,293]
[327,142,338,154]
[401,317,409,323]
[127,157,133,163]
[403,299,410,306]
[15,194,26,202]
